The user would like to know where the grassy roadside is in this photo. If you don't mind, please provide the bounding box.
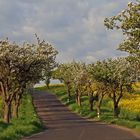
[0,94,43,140]
[37,85,140,133]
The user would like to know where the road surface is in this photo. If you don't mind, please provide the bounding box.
[23,90,140,140]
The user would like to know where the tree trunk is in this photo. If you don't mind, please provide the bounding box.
[96,93,104,116]
[45,82,50,89]
[66,84,71,101]
[45,78,50,89]
[12,94,22,119]
[46,84,50,89]
[96,102,100,114]
[113,102,119,118]
[3,103,11,123]
[76,90,81,106]
[77,94,81,106]
[12,102,19,119]
[76,90,78,104]
[0,82,16,122]
[89,93,94,111]
[90,102,93,111]
[113,85,123,118]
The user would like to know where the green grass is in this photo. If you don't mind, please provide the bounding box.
[39,84,140,132]
[0,94,43,140]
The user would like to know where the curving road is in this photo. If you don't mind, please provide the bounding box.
[23,90,140,140]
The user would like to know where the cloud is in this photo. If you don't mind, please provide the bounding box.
[0,0,133,62]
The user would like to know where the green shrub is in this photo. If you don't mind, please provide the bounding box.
[120,109,140,121]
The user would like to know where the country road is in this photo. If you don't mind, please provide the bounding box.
[23,90,140,140]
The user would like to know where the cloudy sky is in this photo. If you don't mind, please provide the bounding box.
[0,0,134,63]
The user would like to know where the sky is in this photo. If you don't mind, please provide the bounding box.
[0,0,134,63]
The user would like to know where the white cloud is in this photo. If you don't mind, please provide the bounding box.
[86,55,97,63]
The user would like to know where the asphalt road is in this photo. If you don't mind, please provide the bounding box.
[23,90,140,140]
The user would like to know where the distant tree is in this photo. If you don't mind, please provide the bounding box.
[43,57,58,89]
[53,62,91,106]
[42,43,58,89]
[44,70,52,89]
[53,63,74,101]
[71,62,90,106]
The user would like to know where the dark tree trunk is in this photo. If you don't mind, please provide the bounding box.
[89,93,94,111]
[76,89,78,104]
[90,102,93,111]
[46,82,50,89]
[66,84,71,101]
[113,103,119,118]
[45,78,50,89]
[113,85,123,118]
[46,84,50,89]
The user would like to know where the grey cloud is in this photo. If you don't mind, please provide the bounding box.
[0,0,134,62]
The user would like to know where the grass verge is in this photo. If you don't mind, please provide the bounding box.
[0,94,43,140]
